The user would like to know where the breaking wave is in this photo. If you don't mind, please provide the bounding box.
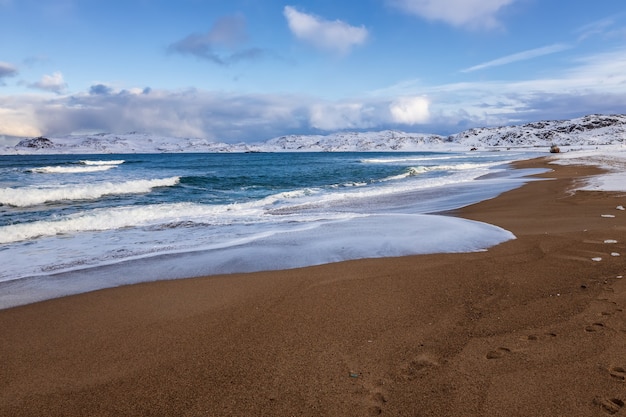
[79,159,125,166]
[27,159,125,174]
[0,202,205,243]
[380,162,503,182]
[0,196,296,244]
[29,165,117,174]
[0,177,180,207]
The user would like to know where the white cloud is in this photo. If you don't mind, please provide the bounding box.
[0,99,42,137]
[309,102,377,130]
[309,97,432,130]
[389,96,430,124]
[461,43,571,72]
[28,72,67,93]
[283,6,368,55]
[388,0,516,29]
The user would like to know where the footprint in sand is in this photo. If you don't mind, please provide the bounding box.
[358,378,388,416]
[522,332,557,342]
[585,322,606,333]
[368,391,388,416]
[593,397,625,415]
[609,367,626,382]
[400,354,439,380]
[601,306,623,316]
[486,347,511,359]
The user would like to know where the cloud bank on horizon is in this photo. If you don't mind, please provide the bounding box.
[1,0,626,144]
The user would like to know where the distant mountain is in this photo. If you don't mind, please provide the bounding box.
[4,114,625,154]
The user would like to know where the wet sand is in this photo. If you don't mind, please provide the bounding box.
[1,157,625,416]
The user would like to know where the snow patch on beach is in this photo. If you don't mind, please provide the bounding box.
[548,145,626,192]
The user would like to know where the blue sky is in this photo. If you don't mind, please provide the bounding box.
[1,0,626,144]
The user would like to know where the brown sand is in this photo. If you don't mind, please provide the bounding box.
[1,157,625,417]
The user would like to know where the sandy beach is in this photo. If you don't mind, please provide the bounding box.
[1,156,625,417]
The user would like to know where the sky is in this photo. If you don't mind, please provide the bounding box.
[1,0,626,144]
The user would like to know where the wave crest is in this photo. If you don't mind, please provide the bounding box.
[0,201,223,244]
[29,165,117,174]
[0,177,180,207]
[79,160,125,166]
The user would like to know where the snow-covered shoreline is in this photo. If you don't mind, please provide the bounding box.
[548,146,626,193]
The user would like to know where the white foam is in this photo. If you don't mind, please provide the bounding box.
[0,177,180,207]
[79,159,125,165]
[361,155,460,164]
[156,214,517,278]
[29,165,117,174]
[381,166,429,181]
[379,161,507,182]
[0,201,212,243]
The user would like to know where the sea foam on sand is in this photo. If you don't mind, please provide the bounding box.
[0,213,514,309]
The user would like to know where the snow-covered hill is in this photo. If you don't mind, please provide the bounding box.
[257,130,445,152]
[3,114,625,154]
[448,114,626,148]
[6,132,255,154]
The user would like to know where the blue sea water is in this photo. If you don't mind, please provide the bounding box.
[0,151,541,308]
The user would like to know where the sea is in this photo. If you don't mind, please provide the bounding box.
[0,150,543,308]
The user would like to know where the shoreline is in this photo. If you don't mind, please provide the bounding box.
[1,157,625,416]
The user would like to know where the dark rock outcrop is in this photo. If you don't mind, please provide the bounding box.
[16,137,54,149]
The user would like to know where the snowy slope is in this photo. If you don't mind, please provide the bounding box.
[6,132,256,154]
[448,114,626,148]
[3,114,625,154]
[258,130,446,152]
